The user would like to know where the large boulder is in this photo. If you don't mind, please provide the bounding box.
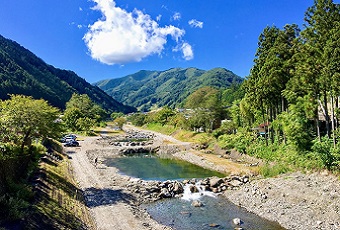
[159,188,173,198]
[209,177,223,188]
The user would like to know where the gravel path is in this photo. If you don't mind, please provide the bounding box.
[66,127,340,230]
[66,136,171,230]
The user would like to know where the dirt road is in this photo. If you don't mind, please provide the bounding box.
[67,135,170,230]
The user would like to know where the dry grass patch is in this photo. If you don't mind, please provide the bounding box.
[193,151,259,176]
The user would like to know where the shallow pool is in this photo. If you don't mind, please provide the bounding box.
[103,154,225,181]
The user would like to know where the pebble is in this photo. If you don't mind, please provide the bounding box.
[232,218,242,225]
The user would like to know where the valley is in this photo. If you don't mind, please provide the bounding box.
[67,126,340,230]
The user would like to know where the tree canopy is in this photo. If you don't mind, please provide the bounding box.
[0,94,62,154]
[63,93,106,133]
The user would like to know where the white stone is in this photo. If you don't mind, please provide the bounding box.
[233,218,242,225]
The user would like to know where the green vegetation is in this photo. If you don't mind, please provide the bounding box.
[232,0,340,172]
[0,96,93,228]
[129,0,340,177]
[0,95,62,154]
[0,34,135,113]
[25,139,94,229]
[95,67,243,111]
[63,93,107,134]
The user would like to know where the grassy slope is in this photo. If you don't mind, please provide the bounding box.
[24,140,95,229]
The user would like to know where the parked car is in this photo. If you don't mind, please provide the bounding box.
[64,140,79,147]
[65,134,77,139]
[60,134,77,143]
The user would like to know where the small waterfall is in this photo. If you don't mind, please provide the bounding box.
[181,182,216,201]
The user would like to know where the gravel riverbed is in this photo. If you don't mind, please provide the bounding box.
[67,127,340,230]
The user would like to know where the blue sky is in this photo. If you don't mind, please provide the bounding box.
[0,0,330,83]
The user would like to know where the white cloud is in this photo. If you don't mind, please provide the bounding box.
[156,14,162,21]
[181,42,194,60]
[188,19,203,28]
[172,12,181,21]
[83,0,191,64]
[79,7,83,11]
[173,42,193,61]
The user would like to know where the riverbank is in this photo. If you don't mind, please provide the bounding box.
[66,135,171,230]
[68,126,340,230]
[223,171,340,230]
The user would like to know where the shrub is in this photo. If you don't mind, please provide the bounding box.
[311,137,340,171]
[218,129,255,153]
[259,163,291,178]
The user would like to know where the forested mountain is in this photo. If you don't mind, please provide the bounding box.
[94,67,243,111]
[0,34,135,113]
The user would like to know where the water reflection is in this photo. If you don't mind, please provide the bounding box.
[103,154,225,181]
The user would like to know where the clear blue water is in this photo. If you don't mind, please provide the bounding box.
[143,196,286,230]
[103,154,225,181]
[104,153,286,230]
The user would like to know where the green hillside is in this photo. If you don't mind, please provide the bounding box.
[0,34,135,113]
[94,67,243,111]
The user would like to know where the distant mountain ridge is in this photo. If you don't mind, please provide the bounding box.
[94,67,243,111]
[0,34,135,113]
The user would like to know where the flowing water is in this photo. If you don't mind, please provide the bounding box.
[103,153,225,181]
[143,196,285,230]
[143,184,286,230]
[104,153,285,229]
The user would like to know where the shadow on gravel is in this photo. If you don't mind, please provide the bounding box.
[65,150,77,154]
[84,187,136,208]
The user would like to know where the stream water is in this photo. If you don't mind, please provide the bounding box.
[103,153,225,181]
[104,153,285,229]
[143,195,285,230]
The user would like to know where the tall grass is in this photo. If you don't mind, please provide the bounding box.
[145,123,177,135]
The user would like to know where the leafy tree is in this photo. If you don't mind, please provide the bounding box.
[114,117,127,130]
[229,100,242,127]
[0,95,62,154]
[63,93,107,131]
[148,107,176,126]
[63,108,83,131]
[168,113,187,128]
[66,93,94,114]
[282,0,340,143]
[128,113,147,126]
[77,117,96,134]
[221,83,245,107]
[185,86,225,130]
[91,104,107,123]
[184,86,219,110]
[276,96,313,151]
[187,109,214,132]
[111,112,124,120]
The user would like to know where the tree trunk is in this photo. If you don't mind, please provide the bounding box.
[336,97,339,130]
[318,98,329,138]
[269,107,274,144]
[20,128,31,154]
[260,98,268,146]
[331,96,336,148]
[323,93,331,138]
[281,96,286,144]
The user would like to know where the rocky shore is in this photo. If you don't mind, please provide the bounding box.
[67,127,340,230]
[223,171,340,230]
